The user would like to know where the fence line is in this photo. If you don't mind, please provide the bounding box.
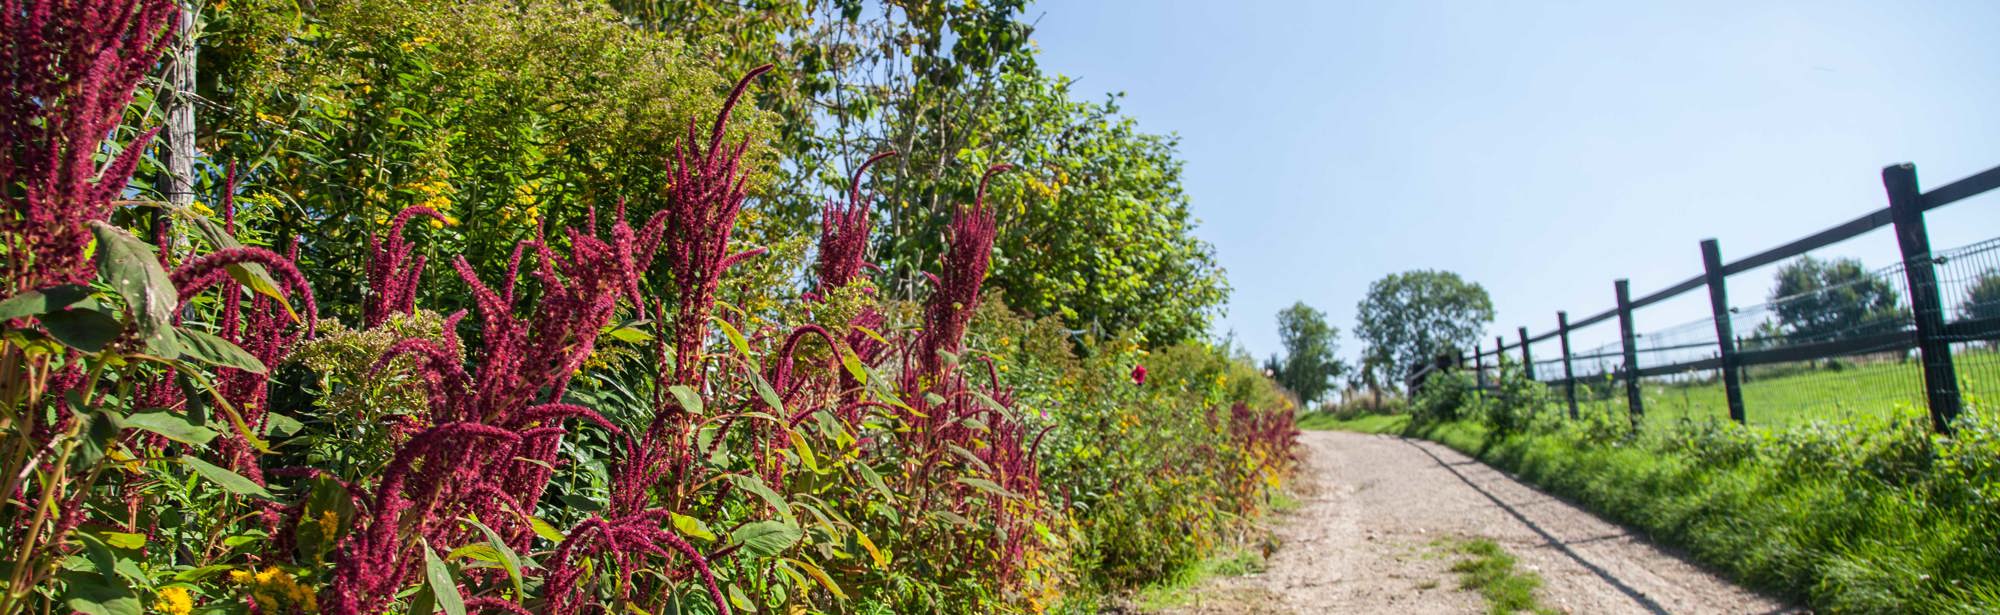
[1440,162,2000,433]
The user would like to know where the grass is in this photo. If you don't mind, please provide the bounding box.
[1438,537,1558,615]
[1306,408,2000,613]
[1557,348,2000,429]
[1132,545,1270,610]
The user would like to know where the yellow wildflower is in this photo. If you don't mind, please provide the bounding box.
[152,587,193,615]
[318,510,340,537]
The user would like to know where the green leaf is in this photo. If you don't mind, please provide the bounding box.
[41,308,123,353]
[730,521,802,559]
[667,384,704,416]
[835,342,869,384]
[88,221,178,354]
[61,574,139,615]
[123,410,219,447]
[784,557,847,600]
[856,464,892,501]
[526,514,567,544]
[422,540,467,615]
[671,513,717,542]
[748,370,785,414]
[728,474,796,526]
[463,516,529,598]
[727,584,755,611]
[226,262,298,322]
[0,284,92,321]
[175,327,267,373]
[712,316,751,358]
[183,456,276,501]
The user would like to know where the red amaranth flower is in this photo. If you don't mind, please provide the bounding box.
[817,151,897,293]
[1131,364,1148,385]
[1,0,178,294]
[364,206,447,327]
[659,65,772,388]
[916,164,1012,379]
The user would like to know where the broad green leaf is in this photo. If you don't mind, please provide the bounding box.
[0,284,92,321]
[88,221,178,354]
[730,521,802,559]
[835,342,869,384]
[789,430,818,474]
[854,530,889,569]
[41,308,123,352]
[851,324,889,346]
[526,514,567,544]
[856,464,892,501]
[748,370,785,414]
[667,384,703,416]
[728,474,796,526]
[783,557,847,600]
[671,513,717,542]
[422,540,467,615]
[61,574,138,615]
[264,412,304,437]
[176,327,267,373]
[123,410,219,447]
[183,456,276,501]
[186,212,298,322]
[712,316,751,358]
[463,516,529,597]
[727,584,754,611]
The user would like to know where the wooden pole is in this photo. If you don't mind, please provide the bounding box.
[1615,279,1644,427]
[1517,326,1535,381]
[1558,311,1578,419]
[1883,163,1962,433]
[1700,239,1747,424]
[163,3,198,211]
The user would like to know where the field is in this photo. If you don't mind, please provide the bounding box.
[1551,348,2000,428]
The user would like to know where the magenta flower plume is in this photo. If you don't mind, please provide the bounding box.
[1,0,178,294]
[818,151,897,293]
[1131,364,1148,385]
[364,206,448,327]
[918,164,1013,378]
[659,64,772,388]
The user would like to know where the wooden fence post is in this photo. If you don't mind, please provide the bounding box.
[1883,163,1962,432]
[1615,279,1644,426]
[1474,346,1486,389]
[1517,327,1535,381]
[1558,311,1578,419]
[1700,239,1747,424]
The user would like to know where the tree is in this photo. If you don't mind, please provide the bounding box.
[1263,302,1345,405]
[1962,268,2000,322]
[1770,256,1905,343]
[1354,270,1494,391]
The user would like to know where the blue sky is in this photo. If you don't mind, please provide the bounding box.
[1031,0,2000,366]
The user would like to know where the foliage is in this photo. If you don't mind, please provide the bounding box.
[1962,267,2000,321]
[609,1,1228,345]
[199,0,775,319]
[1264,301,1346,405]
[1768,256,1906,344]
[0,9,1295,613]
[1354,270,1494,389]
[1413,371,1476,423]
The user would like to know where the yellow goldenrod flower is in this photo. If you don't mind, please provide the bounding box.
[153,587,193,615]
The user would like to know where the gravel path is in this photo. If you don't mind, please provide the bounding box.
[1161,431,1799,615]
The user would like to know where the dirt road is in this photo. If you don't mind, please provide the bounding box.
[1162,431,1797,614]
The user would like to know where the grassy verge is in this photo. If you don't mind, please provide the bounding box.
[1132,545,1270,610]
[1304,410,2000,613]
[1438,537,1557,615]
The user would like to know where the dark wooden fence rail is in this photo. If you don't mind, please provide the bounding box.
[1452,162,2000,433]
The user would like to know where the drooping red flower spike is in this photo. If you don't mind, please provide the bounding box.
[365,206,448,327]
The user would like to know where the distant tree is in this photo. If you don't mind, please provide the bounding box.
[1963,268,2000,322]
[1770,256,1905,342]
[1355,270,1494,391]
[1263,302,1345,405]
